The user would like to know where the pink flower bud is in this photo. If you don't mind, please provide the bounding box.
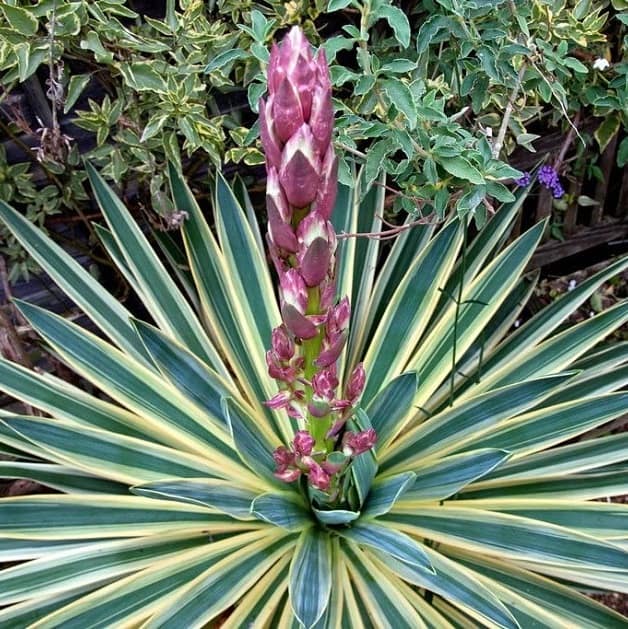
[267,359,298,384]
[267,43,281,92]
[311,145,338,220]
[309,82,334,154]
[297,212,335,248]
[342,428,377,457]
[314,332,347,369]
[280,27,314,75]
[308,461,331,491]
[273,445,296,470]
[319,281,336,311]
[321,458,344,475]
[271,325,295,361]
[311,367,338,401]
[267,168,292,223]
[308,399,331,418]
[275,467,302,483]
[300,238,330,287]
[281,304,318,340]
[329,297,351,334]
[280,268,308,314]
[286,401,306,420]
[279,125,320,208]
[272,77,305,143]
[259,98,282,170]
[265,390,292,411]
[345,363,366,404]
[296,213,336,287]
[293,430,315,456]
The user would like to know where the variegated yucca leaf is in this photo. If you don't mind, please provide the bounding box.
[0,167,626,628]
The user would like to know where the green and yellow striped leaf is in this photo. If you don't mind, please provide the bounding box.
[0,199,151,366]
[383,373,573,470]
[0,462,127,495]
[25,530,268,628]
[132,479,258,519]
[15,301,234,460]
[290,527,333,629]
[362,472,415,518]
[0,416,246,487]
[86,161,224,373]
[384,506,628,571]
[252,492,312,531]
[0,495,249,539]
[342,542,429,628]
[362,219,462,405]
[144,531,295,628]
[402,448,511,501]
[453,499,628,539]
[0,532,208,606]
[452,549,628,628]
[337,521,433,572]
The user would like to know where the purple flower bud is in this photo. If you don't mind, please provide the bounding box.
[275,467,302,483]
[308,399,331,417]
[271,325,295,361]
[515,172,531,187]
[280,268,308,314]
[259,99,282,170]
[311,367,338,401]
[293,430,315,456]
[342,428,377,456]
[279,125,321,208]
[267,168,292,223]
[273,445,296,469]
[328,297,351,334]
[272,77,305,143]
[311,146,338,220]
[309,78,334,154]
[297,214,335,287]
[281,304,318,340]
[267,43,281,92]
[538,165,557,187]
[345,363,366,404]
[314,331,347,368]
[265,390,292,411]
[308,461,331,490]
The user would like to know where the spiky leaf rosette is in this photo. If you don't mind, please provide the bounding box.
[0,168,627,628]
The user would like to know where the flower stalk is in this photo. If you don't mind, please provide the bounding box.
[261,27,376,501]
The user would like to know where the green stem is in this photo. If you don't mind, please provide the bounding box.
[302,286,331,450]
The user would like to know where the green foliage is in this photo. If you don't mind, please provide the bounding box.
[0,0,625,278]
[0,169,626,626]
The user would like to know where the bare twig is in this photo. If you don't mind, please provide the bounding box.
[0,257,28,328]
[492,63,527,159]
[553,110,582,172]
[338,214,440,241]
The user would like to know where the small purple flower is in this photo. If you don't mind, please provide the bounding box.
[515,172,531,187]
[538,165,558,187]
[550,181,565,199]
[537,165,565,199]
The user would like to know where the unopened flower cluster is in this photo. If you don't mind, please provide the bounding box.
[516,165,564,199]
[260,28,376,494]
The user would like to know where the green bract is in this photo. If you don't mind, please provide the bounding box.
[0,165,627,627]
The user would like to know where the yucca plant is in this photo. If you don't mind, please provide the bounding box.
[0,27,628,629]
